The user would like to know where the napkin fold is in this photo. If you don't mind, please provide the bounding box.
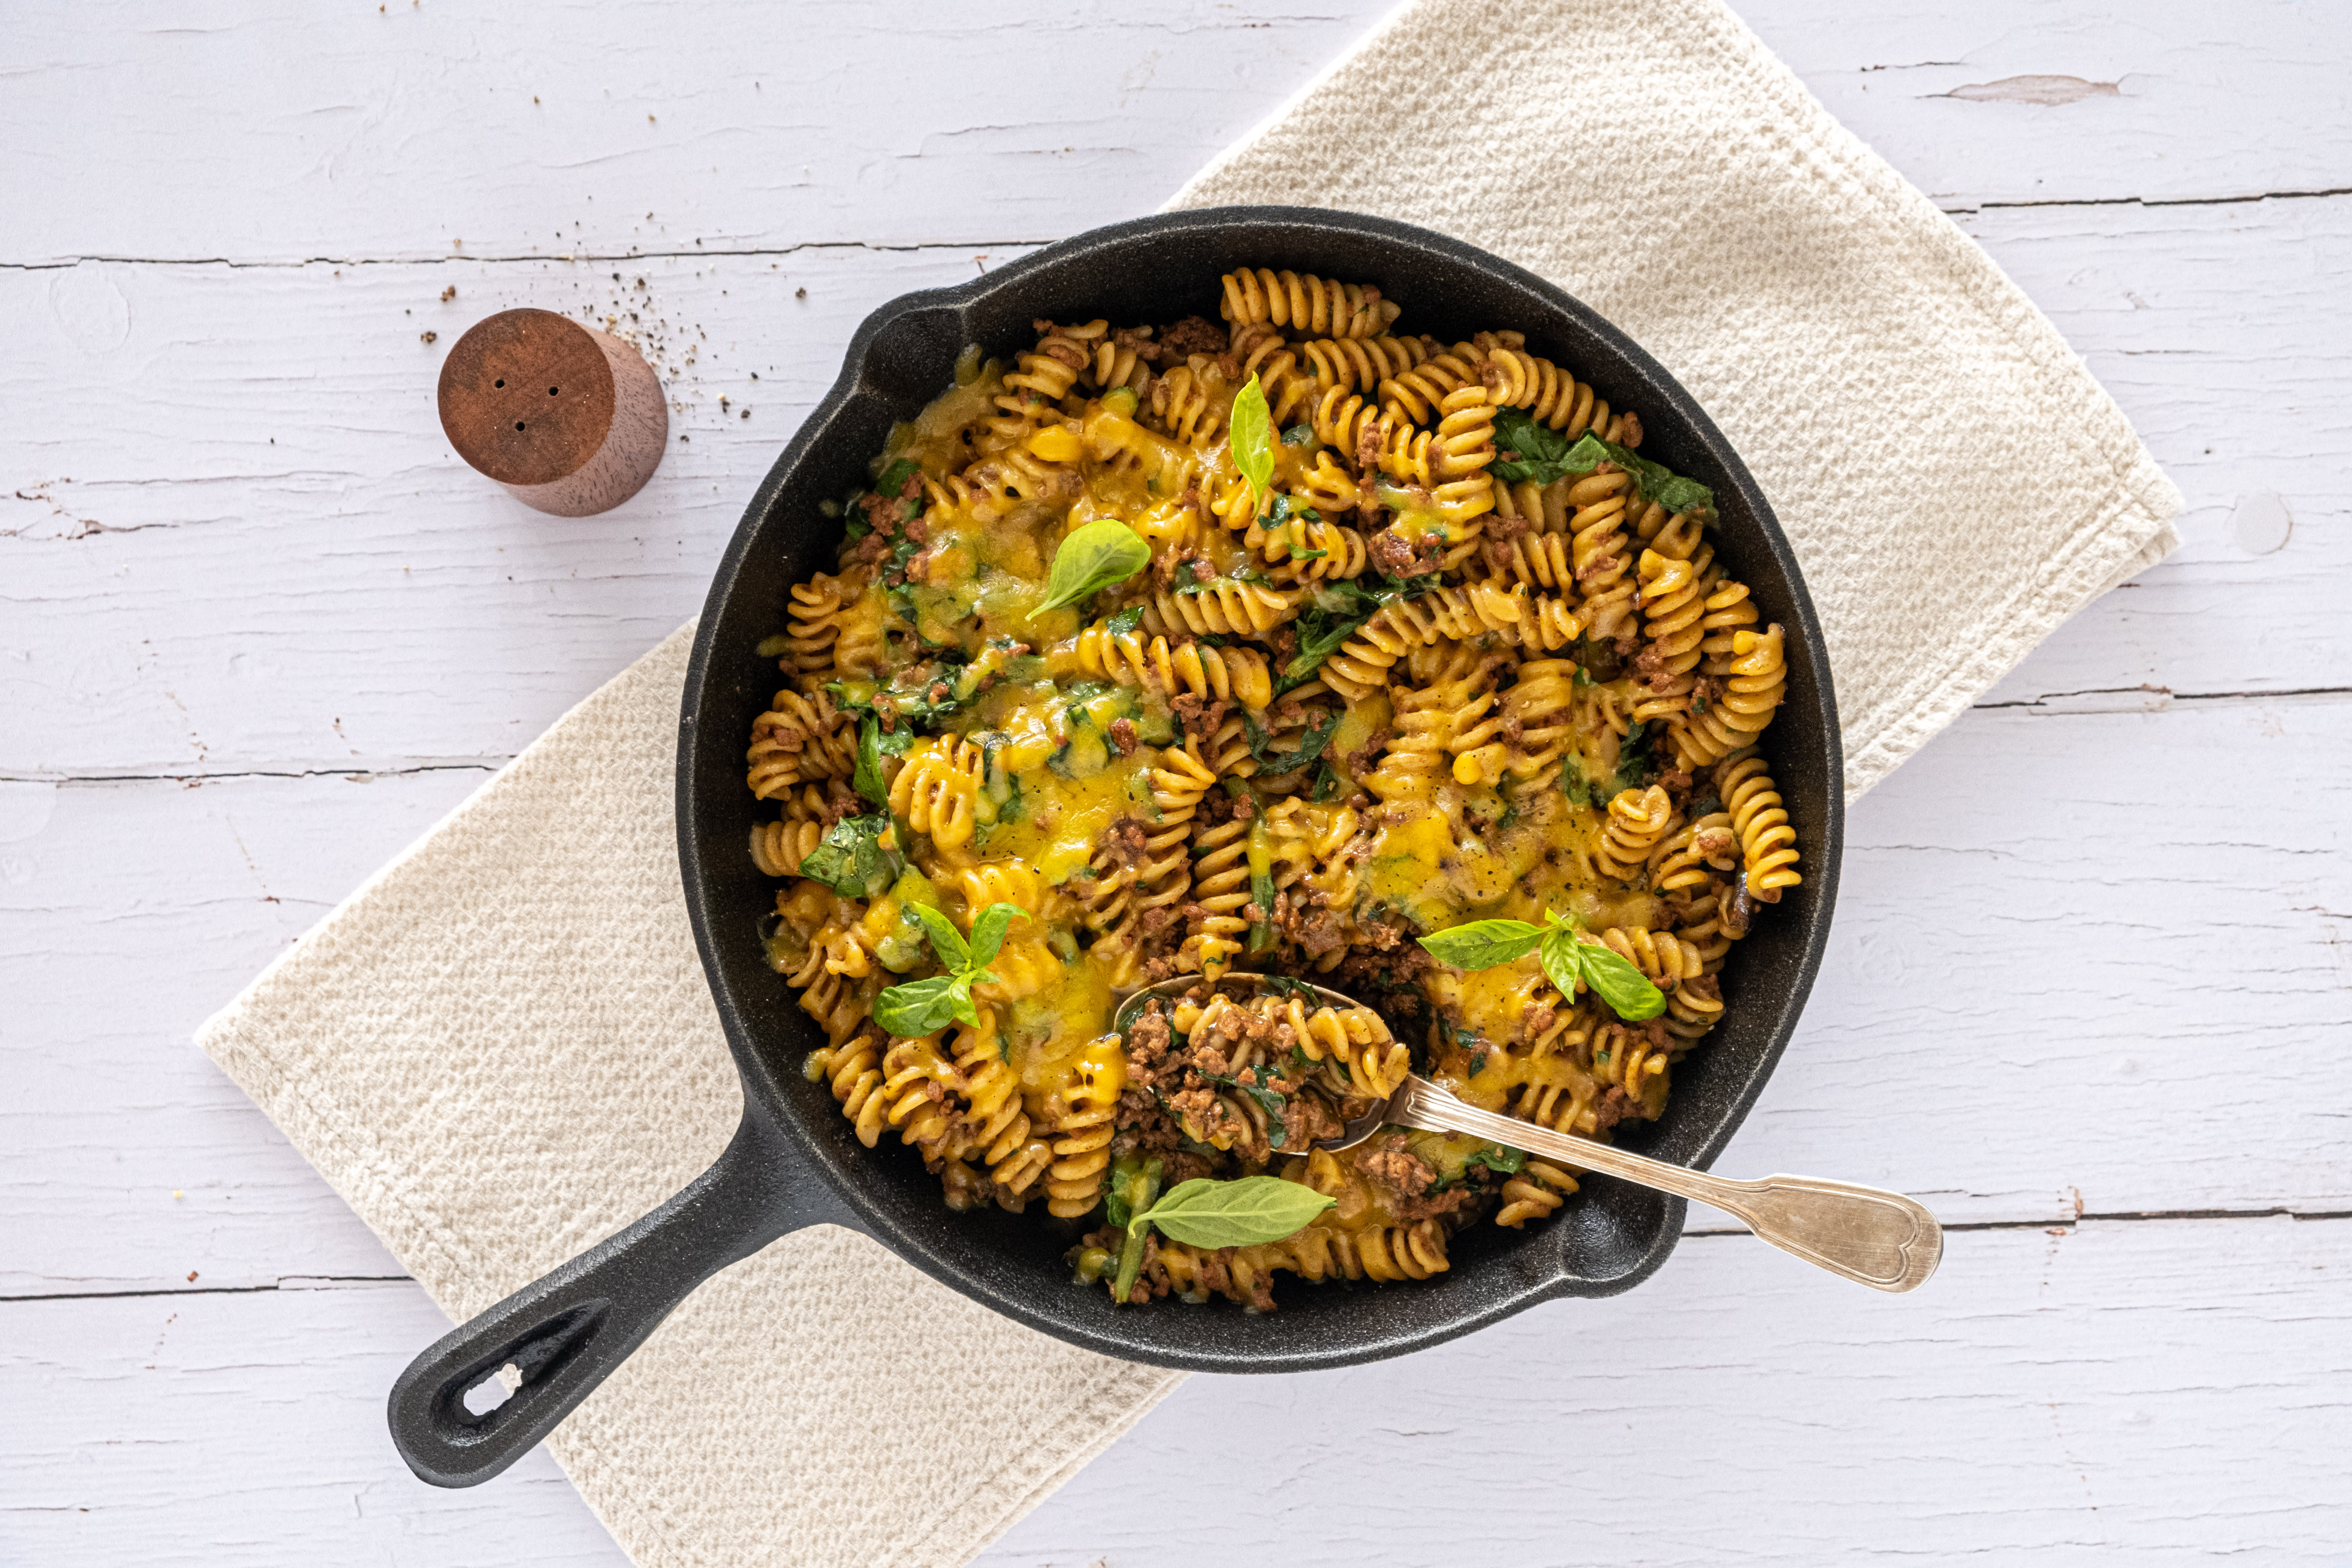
[200,3,2179,1564]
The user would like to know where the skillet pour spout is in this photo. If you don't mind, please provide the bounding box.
[389,205,1844,1485]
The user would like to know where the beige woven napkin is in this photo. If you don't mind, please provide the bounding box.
[199,3,2179,1564]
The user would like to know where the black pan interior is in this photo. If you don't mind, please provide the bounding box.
[679,207,1843,1373]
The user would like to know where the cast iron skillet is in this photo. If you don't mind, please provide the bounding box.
[388,206,1844,1487]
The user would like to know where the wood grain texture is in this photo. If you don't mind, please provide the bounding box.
[4,0,2345,268]
[7,198,2347,779]
[5,0,2350,1562]
[979,1215,2352,1566]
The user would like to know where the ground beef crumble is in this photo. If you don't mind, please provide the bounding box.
[1156,315,1227,360]
[1367,526,1444,580]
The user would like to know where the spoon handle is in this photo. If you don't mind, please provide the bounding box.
[1391,1079,1942,1293]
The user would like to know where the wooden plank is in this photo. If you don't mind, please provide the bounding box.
[0,769,480,1296]
[0,1278,630,1565]
[1746,0,2352,211]
[1955,196,2352,706]
[0,0,1385,267]
[6,692,2343,1297]
[6,1216,2344,1563]
[980,1213,2352,1565]
[6,197,2348,781]
[5,1,2347,270]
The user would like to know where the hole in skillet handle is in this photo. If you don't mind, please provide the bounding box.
[385,1099,866,1487]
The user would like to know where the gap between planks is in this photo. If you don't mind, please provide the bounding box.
[15,1204,2352,1305]
[8,179,2352,272]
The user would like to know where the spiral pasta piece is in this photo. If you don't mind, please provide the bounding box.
[746,689,855,799]
[1041,1034,1126,1218]
[1674,623,1788,769]
[1719,754,1802,900]
[1220,268,1401,339]
[888,735,984,852]
[1319,581,1530,701]
[1070,624,1274,710]
[1298,333,1433,394]
[1595,785,1677,883]
[1143,577,1305,639]
[749,818,823,878]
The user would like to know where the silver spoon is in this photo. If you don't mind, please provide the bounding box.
[1115,974,1942,1293]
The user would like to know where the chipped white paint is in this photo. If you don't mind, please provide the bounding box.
[3,1,2348,1564]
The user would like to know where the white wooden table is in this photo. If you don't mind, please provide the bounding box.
[6,3,2348,1561]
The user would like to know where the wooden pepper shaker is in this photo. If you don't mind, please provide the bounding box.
[437,308,668,516]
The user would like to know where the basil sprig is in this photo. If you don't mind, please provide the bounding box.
[1417,911,1666,1022]
[871,901,1028,1036]
[1229,373,1274,508]
[1491,407,1713,517]
[1032,519,1150,618]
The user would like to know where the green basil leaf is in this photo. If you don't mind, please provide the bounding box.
[906,903,971,975]
[872,974,964,1037]
[1230,374,1274,506]
[1280,422,1317,447]
[1033,519,1151,617]
[1105,605,1144,636]
[964,901,1028,969]
[874,725,914,757]
[1538,927,1586,998]
[1419,918,1547,971]
[1139,1175,1335,1250]
[1577,942,1667,1021]
[853,715,888,805]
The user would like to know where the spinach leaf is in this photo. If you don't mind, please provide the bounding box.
[792,813,899,900]
[853,716,888,805]
[1255,710,1341,776]
[874,456,923,499]
[1611,721,1657,795]
[1490,407,1577,485]
[1491,412,1714,516]
[1464,1145,1525,1177]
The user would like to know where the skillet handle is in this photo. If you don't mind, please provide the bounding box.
[387,1096,859,1487]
